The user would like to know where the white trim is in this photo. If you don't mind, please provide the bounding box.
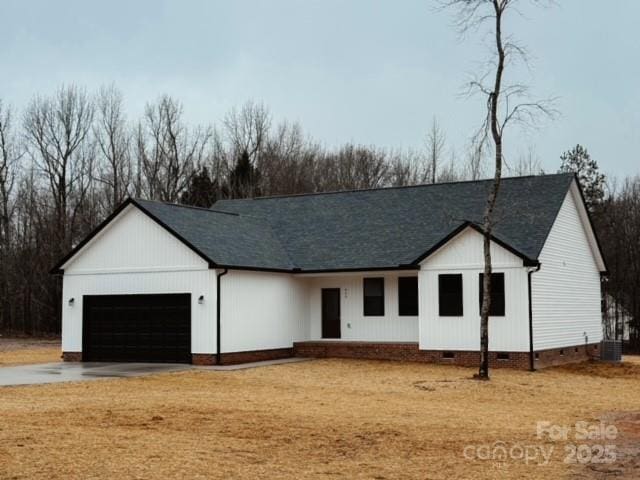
[65,265,209,276]
[296,269,420,278]
[569,179,607,272]
[423,263,525,271]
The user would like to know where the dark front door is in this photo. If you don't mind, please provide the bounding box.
[321,288,341,339]
[83,294,191,363]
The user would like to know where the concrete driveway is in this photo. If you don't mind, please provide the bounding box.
[0,362,191,387]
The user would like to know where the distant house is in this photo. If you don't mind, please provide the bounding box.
[52,173,607,369]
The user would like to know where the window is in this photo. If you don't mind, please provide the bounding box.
[496,352,510,361]
[442,351,455,359]
[363,278,384,316]
[438,274,463,316]
[478,273,505,317]
[398,277,418,316]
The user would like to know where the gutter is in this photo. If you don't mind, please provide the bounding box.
[216,268,228,365]
[527,263,541,371]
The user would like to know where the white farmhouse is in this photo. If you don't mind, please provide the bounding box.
[53,173,607,369]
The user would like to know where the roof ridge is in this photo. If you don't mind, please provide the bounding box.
[134,197,283,226]
[135,198,240,216]
[235,173,572,201]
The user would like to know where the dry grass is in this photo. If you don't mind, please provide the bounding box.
[1,358,639,479]
[0,337,61,366]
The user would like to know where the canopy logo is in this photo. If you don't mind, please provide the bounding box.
[462,421,617,466]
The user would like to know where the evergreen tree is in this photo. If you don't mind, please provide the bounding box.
[559,144,606,211]
[179,166,219,208]
[228,149,261,198]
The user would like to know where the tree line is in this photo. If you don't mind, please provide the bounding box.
[0,84,488,335]
[595,177,640,349]
[0,85,637,342]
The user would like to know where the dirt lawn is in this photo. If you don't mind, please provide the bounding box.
[0,337,61,366]
[0,353,639,479]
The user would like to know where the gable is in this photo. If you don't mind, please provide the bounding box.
[62,205,209,274]
[568,180,607,272]
[420,227,525,270]
[540,181,606,273]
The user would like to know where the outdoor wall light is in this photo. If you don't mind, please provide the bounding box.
[198,295,205,304]
[68,298,75,306]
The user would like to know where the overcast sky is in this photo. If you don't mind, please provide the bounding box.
[1,0,638,177]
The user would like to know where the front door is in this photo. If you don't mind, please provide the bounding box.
[321,288,341,339]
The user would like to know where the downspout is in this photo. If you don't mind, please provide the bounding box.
[216,268,228,365]
[527,263,541,371]
[600,273,610,339]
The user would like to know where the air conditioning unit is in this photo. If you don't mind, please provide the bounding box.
[601,340,622,362]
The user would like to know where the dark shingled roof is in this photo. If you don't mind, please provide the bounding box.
[211,173,574,271]
[53,173,576,274]
[135,200,295,271]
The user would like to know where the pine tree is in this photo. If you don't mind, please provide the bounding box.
[180,166,219,208]
[228,150,261,198]
[559,144,606,211]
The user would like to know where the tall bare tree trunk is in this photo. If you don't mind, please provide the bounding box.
[442,0,556,378]
[477,0,505,380]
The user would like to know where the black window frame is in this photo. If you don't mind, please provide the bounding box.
[478,272,505,317]
[398,276,419,316]
[363,277,385,316]
[438,274,463,317]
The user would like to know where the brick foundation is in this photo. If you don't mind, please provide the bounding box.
[293,341,601,370]
[533,343,600,368]
[64,343,600,369]
[191,348,293,366]
[62,351,82,362]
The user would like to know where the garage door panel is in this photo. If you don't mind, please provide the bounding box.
[83,294,191,363]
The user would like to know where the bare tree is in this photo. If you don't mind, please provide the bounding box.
[21,85,95,334]
[94,85,131,211]
[425,117,446,183]
[387,149,424,186]
[463,142,486,180]
[511,145,543,176]
[323,144,390,191]
[224,100,271,164]
[0,101,23,331]
[220,100,272,198]
[0,101,21,247]
[595,176,640,350]
[23,85,95,251]
[437,149,462,183]
[137,95,211,202]
[443,0,556,379]
[259,121,320,195]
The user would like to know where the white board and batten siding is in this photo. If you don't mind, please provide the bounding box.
[418,227,530,352]
[306,272,419,342]
[61,205,217,354]
[220,270,308,353]
[531,183,604,350]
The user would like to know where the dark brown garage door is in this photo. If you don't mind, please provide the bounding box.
[83,294,191,363]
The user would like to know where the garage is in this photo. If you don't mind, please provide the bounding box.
[82,294,191,363]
